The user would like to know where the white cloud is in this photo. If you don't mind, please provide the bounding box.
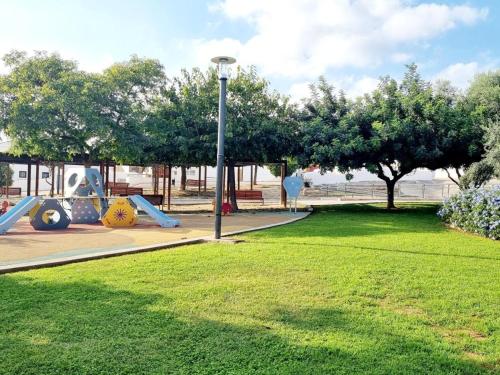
[382,4,488,42]
[433,61,498,89]
[347,76,380,98]
[192,38,244,67]
[391,52,412,63]
[289,61,499,103]
[197,0,488,79]
[288,75,380,103]
[288,82,312,103]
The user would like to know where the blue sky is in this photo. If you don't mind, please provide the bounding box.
[0,0,498,100]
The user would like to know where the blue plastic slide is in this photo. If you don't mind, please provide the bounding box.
[0,196,41,234]
[129,195,180,228]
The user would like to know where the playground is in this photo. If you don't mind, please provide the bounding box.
[0,211,306,271]
[0,166,306,272]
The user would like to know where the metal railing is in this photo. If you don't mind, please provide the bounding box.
[303,182,461,200]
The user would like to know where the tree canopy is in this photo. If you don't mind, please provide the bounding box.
[0,51,494,210]
[0,51,166,165]
[462,70,500,185]
[101,55,167,164]
[147,67,219,167]
[429,80,484,184]
[299,64,481,208]
[225,67,297,165]
[0,51,106,162]
[223,67,298,208]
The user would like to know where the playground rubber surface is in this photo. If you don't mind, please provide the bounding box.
[0,211,308,271]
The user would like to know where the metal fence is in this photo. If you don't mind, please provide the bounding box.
[304,182,461,200]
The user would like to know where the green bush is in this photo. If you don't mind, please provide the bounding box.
[459,159,495,189]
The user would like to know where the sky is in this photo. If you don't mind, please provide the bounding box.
[0,0,498,101]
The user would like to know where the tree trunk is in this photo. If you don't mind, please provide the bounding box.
[376,163,408,210]
[151,165,156,194]
[253,165,258,185]
[56,165,61,195]
[444,168,460,186]
[180,166,187,191]
[50,165,55,197]
[228,163,239,211]
[385,180,396,209]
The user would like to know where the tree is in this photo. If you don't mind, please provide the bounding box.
[0,51,167,168]
[146,67,219,190]
[100,55,167,165]
[224,67,298,210]
[484,121,500,174]
[174,68,218,190]
[431,80,484,185]
[0,51,108,163]
[0,163,13,188]
[459,160,495,189]
[300,65,470,209]
[151,66,298,208]
[268,158,300,178]
[460,70,500,186]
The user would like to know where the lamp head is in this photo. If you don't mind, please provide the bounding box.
[211,56,236,79]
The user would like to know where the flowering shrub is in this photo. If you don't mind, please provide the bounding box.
[438,185,500,240]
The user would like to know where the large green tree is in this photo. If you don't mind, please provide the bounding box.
[0,52,166,167]
[459,70,500,187]
[268,157,300,178]
[145,67,219,190]
[430,81,484,185]
[99,55,167,165]
[0,51,107,163]
[225,67,298,209]
[301,65,471,209]
[149,66,298,207]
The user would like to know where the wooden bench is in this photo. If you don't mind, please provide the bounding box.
[0,187,22,196]
[108,182,129,188]
[142,194,164,207]
[186,179,203,188]
[110,186,144,196]
[235,190,264,204]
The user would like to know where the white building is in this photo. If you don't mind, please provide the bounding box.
[302,167,459,186]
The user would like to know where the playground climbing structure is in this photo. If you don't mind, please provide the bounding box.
[0,168,179,234]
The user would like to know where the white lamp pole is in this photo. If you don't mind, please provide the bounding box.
[211,56,236,239]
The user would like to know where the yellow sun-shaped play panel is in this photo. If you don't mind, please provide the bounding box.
[102,198,137,227]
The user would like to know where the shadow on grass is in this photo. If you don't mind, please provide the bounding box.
[0,275,490,374]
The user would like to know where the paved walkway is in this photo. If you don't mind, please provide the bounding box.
[0,212,308,273]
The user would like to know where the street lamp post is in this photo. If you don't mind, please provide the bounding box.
[212,56,236,239]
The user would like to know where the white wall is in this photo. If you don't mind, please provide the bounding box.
[7,164,102,194]
[303,167,439,186]
[8,164,53,194]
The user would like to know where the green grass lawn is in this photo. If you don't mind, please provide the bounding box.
[0,204,499,374]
